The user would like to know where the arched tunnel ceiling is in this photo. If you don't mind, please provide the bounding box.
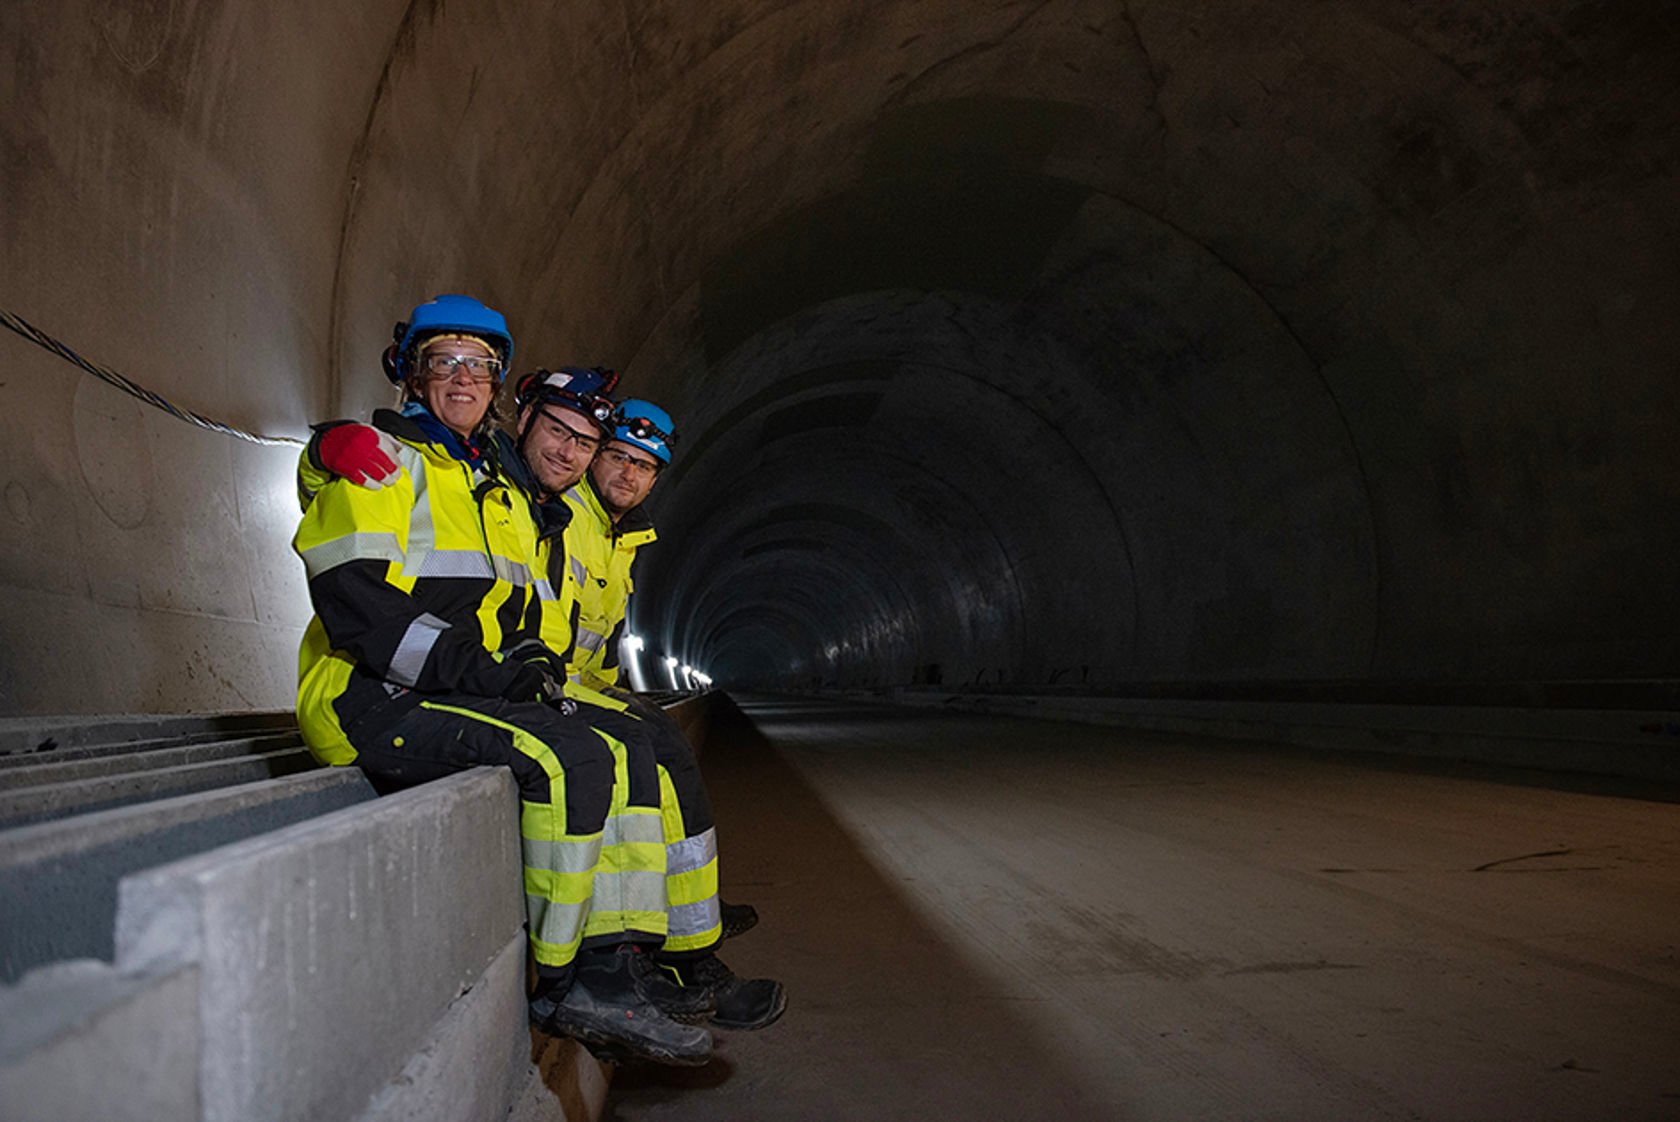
[3,0,1676,712]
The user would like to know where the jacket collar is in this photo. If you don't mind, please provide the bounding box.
[381,403,493,467]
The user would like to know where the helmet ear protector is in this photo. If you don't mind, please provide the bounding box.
[381,321,407,383]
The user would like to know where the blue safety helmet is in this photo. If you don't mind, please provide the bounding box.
[383,294,514,384]
[514,366,619,434]
[610,399,677,465]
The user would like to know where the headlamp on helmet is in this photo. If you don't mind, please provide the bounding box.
[609,399,678,465]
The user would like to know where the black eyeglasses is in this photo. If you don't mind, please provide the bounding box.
[536,407,604,454]
[598,446,659,476]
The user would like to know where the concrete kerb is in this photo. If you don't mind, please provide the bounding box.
[114,766,526,1122]
[0,745,320,829]
[874,690,1680,785]
[1,768,375,984]
[0,695,719,1122]
[0,711,297,758]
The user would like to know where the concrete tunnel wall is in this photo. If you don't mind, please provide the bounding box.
[2,1,1677,714]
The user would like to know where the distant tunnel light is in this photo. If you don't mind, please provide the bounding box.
[663,655,681,690]
[621,633,648,692]
[679,664,694,690]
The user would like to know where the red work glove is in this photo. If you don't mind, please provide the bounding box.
[316,423,401,489]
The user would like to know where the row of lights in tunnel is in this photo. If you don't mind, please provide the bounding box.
[620,634,712,692]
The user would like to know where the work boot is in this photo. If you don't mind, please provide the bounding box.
[721,898,759,940]
[670,952,787,1031]
[529,945,713,1066]
[625,943,717,1023]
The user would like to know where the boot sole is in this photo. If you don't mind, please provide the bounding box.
[534,1009,712,1067]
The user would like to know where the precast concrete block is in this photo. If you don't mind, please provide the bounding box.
[113,766,526,1122]
[0,747,318,829]
[664,693,714,757]
[0,959,200,1122]
[0,734,302,790]
[0,712,296,758]
[353,934,528,1122]
[1,768,375,983]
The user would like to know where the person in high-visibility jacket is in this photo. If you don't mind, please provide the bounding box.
[306,370,787,1033]
[291,295,710,1065]
[557,388,786,1031]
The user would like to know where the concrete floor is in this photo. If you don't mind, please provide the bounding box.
[608,696,1680,1122]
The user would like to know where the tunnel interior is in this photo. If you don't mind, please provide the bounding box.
[2,0,1677,713]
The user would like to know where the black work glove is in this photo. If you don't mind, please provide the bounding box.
[500,661,562,703]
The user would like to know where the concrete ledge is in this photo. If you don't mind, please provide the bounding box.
[0,698,713,1122]
[354,934,530,1122]
[0,746,318,828]
[0,733,303,789]
[664,690,717,754]
[114,766,525,1122]
[875,689,1680,784]
[0,711,297,758]
[1,768,374,983]
[0,959,201,1120]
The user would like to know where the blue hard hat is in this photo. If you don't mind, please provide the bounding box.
[610,399,677,464]
[514,366,620,433]
[385,294,514,384]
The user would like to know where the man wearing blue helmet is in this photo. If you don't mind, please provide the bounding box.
[293,296,712,1066]
[563,398,788,1032]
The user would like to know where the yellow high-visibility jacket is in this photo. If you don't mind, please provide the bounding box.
[561,476,657,690]
[293,410,573,764]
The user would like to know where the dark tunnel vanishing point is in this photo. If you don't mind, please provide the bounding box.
[1,1,1677,713]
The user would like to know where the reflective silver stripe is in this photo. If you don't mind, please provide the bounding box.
[667,828,717,876]
[388,612,451,686]
[568,555,588,587]
[299,532,404,578]
[591,869,668,917]
[492,556,540,588]
[407,453,436,558]
[532,578,557,602]
[602,812,667,849]
[668,897,722,939]
[524,836,608,875]
[414,549,496,580]
[526,896,588,945]
[574,626,607,654]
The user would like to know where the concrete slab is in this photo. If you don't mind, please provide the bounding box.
[0,713,296,758]
[0,747,317,828]
[607,695,1680,1122]
[114,766,525,1122]
[0,733,303,789]
[1,768,374,982]
[0,959,201,1121]
[354,934,529,1122]
[880,690,1680,785]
